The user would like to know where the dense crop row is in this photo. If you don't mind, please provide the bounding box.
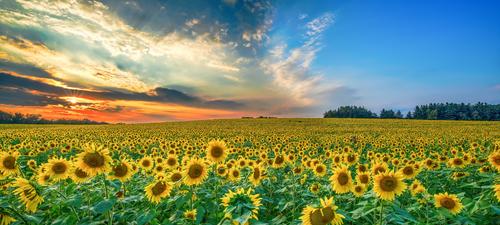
[0,119,499,224]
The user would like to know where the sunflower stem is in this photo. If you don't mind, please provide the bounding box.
[54,182,80,221]
[101,175,113,225]
[378,199,384,225]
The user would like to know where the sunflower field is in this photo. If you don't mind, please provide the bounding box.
[0,118,499,225]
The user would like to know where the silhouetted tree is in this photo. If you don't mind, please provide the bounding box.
[0,110,107,124]
[323,106,377,118]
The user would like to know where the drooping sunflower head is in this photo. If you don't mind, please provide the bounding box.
[108,160,134,182]
[145,180,171,204]
[488,151,500,171]
[434,192,463,215]
[300,197,344,225]
[12,178,44,213]
[183,158,208,186]
[76,143,112,176]
[70,166,91,184]
[206,140,228,163]
[373,171,407,201]
[330,165,353,194]
[249,165,266,186]
[221,188,262,224]
[0,212,16,225]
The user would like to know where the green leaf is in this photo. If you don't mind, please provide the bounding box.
[92,199,116,214]
[137,210,156,225]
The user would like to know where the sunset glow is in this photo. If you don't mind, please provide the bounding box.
[0,0,498,123]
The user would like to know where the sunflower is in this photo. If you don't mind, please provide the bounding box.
[216,164,228,177]
[183,158,208,186]
[272,154,286,168]
[371,162,388,176]
[221,188,262,223]
[184,209,197,221]
[139,156,154,171]
[70,166,91,184]
[448,157,465,168]
[356,172,371,186]
[165,155,178,169]
[373,171,406,201]
[398,164,419,179]
[410,179,426,196]
[27,159,37,170]
[45,158,71,182]
[108,160,134,182]
[0,151,19,176]
[301,197,344,225]
[330,166,353,194]
[0,213,16,225]
[36,172,52,186]
[144,180,171,204]
[167,171,184,186]
[249,165,266,186]
[228,168,241,182]
[206,140,228,163]
[434,193,463,214]
[12,178,44,213]
[352,184,366,197]
[76,143,112,176]
[313,163,327,177]
[310,183,320,193]
[488,151,500,171]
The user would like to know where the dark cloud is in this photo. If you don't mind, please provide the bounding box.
[0,86,68,106]
[102,0,273,56]
[0,60,53,78]
[0,72,244,110]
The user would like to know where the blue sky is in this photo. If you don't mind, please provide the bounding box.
[0,0,498,122]
[277,0,500,112]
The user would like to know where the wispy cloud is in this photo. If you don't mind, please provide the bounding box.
[0,1,344,121]
[260,12,339,114]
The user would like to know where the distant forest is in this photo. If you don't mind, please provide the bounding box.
[324,102,500,121]
[0,110,107,124]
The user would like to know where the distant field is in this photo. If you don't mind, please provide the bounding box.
[0,118,499,224]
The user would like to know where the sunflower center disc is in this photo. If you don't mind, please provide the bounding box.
[83,153,105,167]
[2,156,16,169]
[337,173,349,185]
[188,164,203,178]
[380,176,397,192]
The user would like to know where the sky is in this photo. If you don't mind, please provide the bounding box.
[0,0,499,123]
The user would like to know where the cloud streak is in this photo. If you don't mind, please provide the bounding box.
[0,0,343,121]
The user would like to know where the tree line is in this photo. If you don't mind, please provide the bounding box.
[0,110,107,124]
[324,102,500,121]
